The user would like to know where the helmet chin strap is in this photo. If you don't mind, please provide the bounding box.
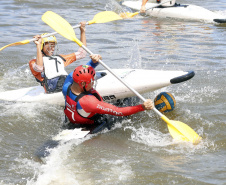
[42,49,47,56]
[82,82,87,92]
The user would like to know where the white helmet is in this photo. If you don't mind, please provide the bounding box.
[41,33,57,50]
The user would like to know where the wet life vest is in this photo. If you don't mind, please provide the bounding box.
[43,55,68,93]
[64,86,103,125]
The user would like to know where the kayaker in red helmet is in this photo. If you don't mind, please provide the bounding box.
[62,58,154,132]
[29,22,87,93]
[140,0,176,13]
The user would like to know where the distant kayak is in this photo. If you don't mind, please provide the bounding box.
[122,1,226,23]
[0,68,194,106]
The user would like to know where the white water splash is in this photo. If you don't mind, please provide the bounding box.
[26,136,92,185]
[125,125,173,147]
[124,123,215,155]
[105,0,133,14]
[25,120,127,185]
[1,64,34,91]
[101,159,134,182]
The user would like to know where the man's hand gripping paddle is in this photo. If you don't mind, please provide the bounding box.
[0,11,122,52]
[42,11,202,144]
[120,0,172,18]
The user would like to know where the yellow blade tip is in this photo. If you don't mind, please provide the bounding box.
[119,12,138,18]
[192,136,202,145]
[0,46,6,51]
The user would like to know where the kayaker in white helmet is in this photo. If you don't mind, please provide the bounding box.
[29,22,87,94]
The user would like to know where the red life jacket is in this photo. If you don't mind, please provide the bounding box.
[64,85,103,125]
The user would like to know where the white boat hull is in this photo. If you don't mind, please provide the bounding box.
[0,69,194,106]
[122,1,226,23]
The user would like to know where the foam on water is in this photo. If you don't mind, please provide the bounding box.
[125,123,215,155]
[0,64,35,91]
[126,125,173,145]
[26,136,92,185]
[23,119,125,184]
[105,0,133,15]
[100,159,134,182]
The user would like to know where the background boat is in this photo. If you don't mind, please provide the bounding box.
[122,0,226,23]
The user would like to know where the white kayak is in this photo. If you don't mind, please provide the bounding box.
[0,68,194,106]
[36,123,107,159]
[36,114,122,159]
[122,1,226,23]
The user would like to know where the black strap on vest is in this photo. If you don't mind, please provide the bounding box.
[66,85,91,102]
[66,85,102,102]
[35,76,45,87]
[44,55,66,73]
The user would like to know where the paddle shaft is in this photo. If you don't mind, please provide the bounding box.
[81,45,163,117]
[28,23,85,43]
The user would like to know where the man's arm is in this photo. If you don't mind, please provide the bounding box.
[34,35,44,67]
[62,72,73,97]
[86,54,101,68]
[80,95,145,117]
[80,22,86,46]
[140,0,149,13]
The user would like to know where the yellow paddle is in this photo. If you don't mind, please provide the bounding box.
[0,11,122,52]
[120,0,172,18]
[42,11,202,144]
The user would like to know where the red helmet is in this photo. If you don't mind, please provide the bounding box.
[73,65,96,89]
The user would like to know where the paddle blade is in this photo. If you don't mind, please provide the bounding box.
[0,40,30,52]
[161,115,202,144]
[170,120,202,144]
[88,11,122,25]
[119,12,139,18]
[167,123,189,142]
[42,11,83,46]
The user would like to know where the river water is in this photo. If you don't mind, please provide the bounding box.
[0,0,225,184]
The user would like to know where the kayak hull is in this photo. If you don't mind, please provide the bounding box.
[0,69,194,106]
[122,1,226,23]
[36,114,120,159]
